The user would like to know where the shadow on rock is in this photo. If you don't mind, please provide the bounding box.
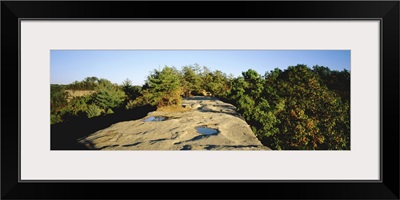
[51,105,156,150]
[184,96,218,101]
[198,107,243,119]
[204,144,261,150]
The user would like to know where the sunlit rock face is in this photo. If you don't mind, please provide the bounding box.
[78,96,270,150]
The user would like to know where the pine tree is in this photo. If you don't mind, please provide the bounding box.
[93,79,126,110]
[142,66,182,107]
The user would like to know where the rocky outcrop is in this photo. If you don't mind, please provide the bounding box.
[78,96,270,150]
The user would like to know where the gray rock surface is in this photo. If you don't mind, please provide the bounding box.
[78,96,270,150]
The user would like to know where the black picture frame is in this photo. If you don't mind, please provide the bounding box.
[2,1,399,199]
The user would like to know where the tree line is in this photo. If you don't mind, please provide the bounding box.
[50,64,230,123]
[51,78,127,124]
[51,64,350,150]
[226,65,350,150]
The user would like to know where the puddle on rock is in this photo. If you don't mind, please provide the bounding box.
[195,126,219,135]
[144,116,169,122]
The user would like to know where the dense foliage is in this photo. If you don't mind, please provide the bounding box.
[181,65,202,97]
[50,77,127,124]
[50,84,69,124]
[66,76,100,90]
[226,65,350,150]
[51,64,350,150]
[127,65,232,108]
[141,66,183,107]
[121,78,142,101]
[92,79,126,111]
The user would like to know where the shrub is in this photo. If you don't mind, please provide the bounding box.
[93,79,126,110]
[125,100,137,110]
[86,104,103,118]
[106,108,114,114]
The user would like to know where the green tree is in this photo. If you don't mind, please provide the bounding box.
[140,66,182,107]
[50,84,68,113]
[229,69,264,101]
[226,65,350,150]
[121,78,142,101]
[50,84,69,124]
[64,95,92,117]
[228,69,281,146]
[83,76,99,90]
[207,70,230,97]
[200,66,213,94]
[313,65,350,101]
[86,104,104,118]
[180,65,202,97]
[66,76,99,90]
[93,79,126,110]
[264,65,349,150]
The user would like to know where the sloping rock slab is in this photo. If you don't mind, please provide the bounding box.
[78,96,271,150]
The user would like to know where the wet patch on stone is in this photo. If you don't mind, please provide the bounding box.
[144,116,169,122]
[195,126,219,135]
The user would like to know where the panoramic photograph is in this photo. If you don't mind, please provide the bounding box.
[50,50,350,150]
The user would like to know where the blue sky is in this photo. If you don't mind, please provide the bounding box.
[51,50,350,85]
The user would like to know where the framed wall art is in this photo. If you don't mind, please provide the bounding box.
[2,1,399,199]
